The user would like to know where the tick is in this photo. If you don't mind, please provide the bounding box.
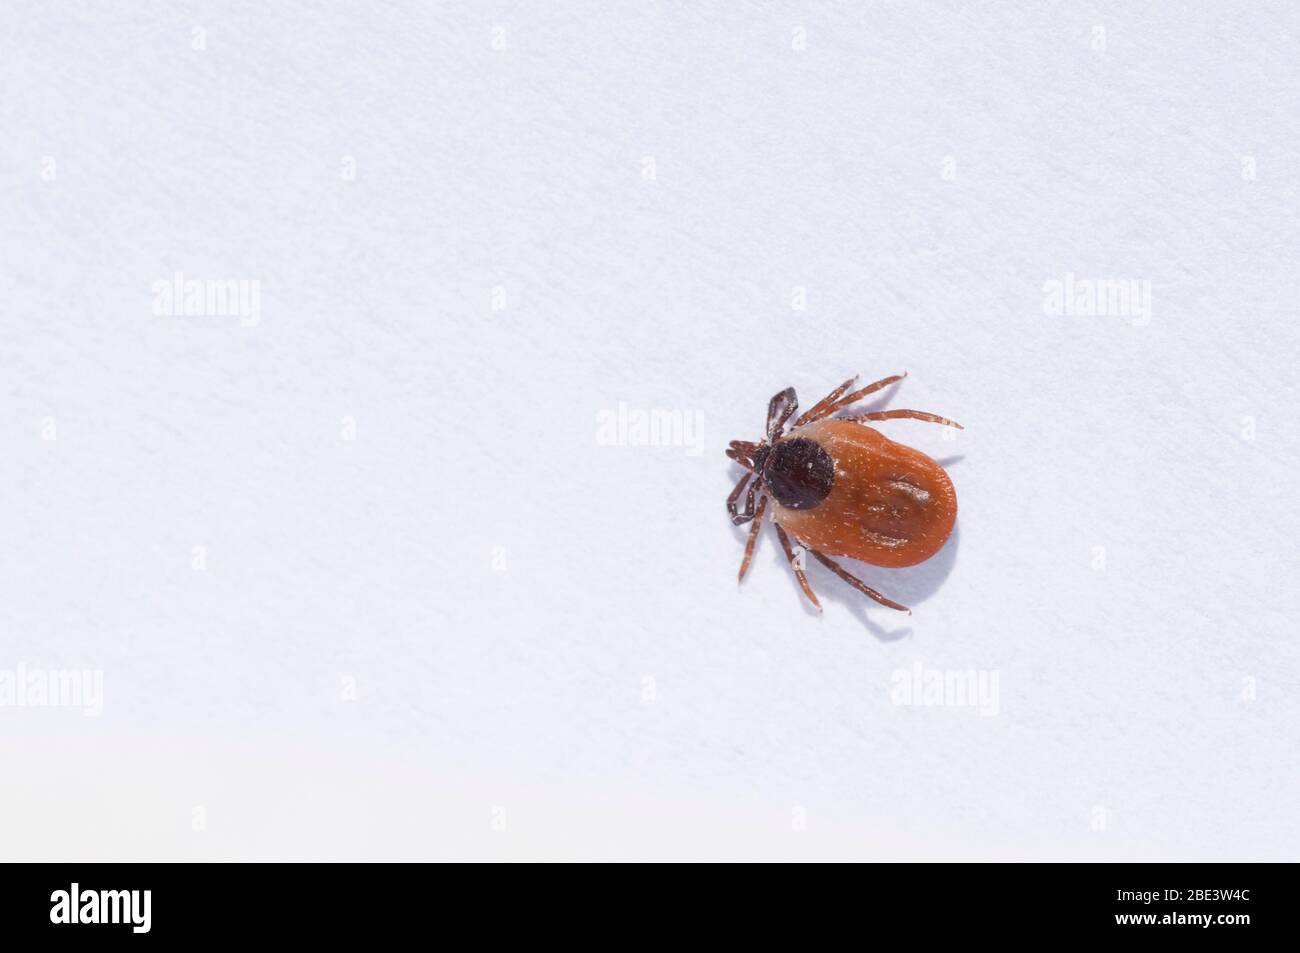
[726,374,960,614]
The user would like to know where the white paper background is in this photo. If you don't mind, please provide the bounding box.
[2,2,1297,860]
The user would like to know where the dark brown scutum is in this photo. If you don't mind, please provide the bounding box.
[762,437,834,510]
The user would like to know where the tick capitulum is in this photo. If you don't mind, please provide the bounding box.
[726,373,961,614]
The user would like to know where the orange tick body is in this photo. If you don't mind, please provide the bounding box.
[726,374,960,614]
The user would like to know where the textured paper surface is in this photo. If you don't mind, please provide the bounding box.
[2,3,1297,860]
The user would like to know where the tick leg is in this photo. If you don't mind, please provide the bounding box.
[793,375,859,427]
[816,373,907,422]
[774,524,820,611]
[845,408,962,429]
[727,472,756,524]
[766,387,798,440]
[808,550,911,613]
[737,495,768,582]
